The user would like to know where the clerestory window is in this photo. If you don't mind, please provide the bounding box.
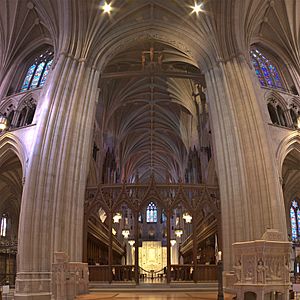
[250,49,284,90]
[20,49,53,92]
[0,215,7,237]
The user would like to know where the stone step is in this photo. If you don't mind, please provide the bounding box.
[89,282,218,292]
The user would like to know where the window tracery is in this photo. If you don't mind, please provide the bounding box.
[146,202,157,223]
[20,49,53,92]
[251,49,284,90]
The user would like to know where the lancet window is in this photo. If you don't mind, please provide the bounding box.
[290,200,300,240]
[0,215,7,237]
[146,202,157,223]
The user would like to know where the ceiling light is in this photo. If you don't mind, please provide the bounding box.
[192,2,203,14]
[128,240,135,246]
[170,239,176,246]
[122,229,130,239]
[175,228,183,238]
[102,2,112,13]
[183,213,192,223]
[113,213,122,223]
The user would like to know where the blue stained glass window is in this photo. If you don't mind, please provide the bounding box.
[20,49,53,92]
[146,202,157,223]
[290,200,300,240]
[291,207,297,240]
[250,49,284,90]
[30,62,45,88]
[40,59,53,86]
[297,209,300,236]
[20,64,36,92]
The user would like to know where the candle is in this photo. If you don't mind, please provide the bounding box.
[218,251,222,261]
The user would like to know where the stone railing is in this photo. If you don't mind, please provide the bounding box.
[52,252,89,300]
[225,229,291,300]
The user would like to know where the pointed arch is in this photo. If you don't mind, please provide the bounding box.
[0,133,27,177]
[276,133,300,178]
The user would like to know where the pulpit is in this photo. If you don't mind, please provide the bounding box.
[225,229,291,300]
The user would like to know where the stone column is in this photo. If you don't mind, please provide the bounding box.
[134,211,139,284]
[204,55,287,270]
[166,209,171,283]
[171,242,178,265]
[14,53,100,299]
[192,215,197,282]
[126,243,132,265]
[108,212,113,283]
[82,213,89,263]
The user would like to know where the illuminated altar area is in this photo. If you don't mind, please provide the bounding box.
[139,241,167,272]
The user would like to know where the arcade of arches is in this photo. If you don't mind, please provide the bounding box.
[0,0,299,299]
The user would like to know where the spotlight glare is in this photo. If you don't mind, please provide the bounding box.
[102,2,112,13]
[192,2,203,14]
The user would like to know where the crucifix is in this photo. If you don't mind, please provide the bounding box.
[141,46,163,69]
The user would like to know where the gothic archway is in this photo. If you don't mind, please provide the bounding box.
[0,150,23,286]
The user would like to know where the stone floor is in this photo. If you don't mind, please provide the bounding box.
[76,292,235,299]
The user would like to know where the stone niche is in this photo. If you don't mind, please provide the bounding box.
[225,229,291,300]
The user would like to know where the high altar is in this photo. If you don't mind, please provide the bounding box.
[139,241,167,272]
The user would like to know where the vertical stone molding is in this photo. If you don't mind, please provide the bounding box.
[205,55,287,270]
[225,229,291,300]
[15,53,100,299]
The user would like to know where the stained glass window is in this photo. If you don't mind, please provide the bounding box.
[0,215,7,237]
[20,49,53,92]
[20,64,36,92]
[291,207,297,240]
[39,59,53,86]
[290,200,300,240]
[250,49,284,90]
[161,210,167,223]
[146,202,157,223]
[297,209,300,236]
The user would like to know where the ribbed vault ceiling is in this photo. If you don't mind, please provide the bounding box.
[97,42,204,183]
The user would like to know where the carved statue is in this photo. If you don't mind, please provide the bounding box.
[245,258,254,282]
[233,259,242,282]
[257,259,265,283]
[150,47,154,62]
[158,52,163,66]
[141,52,146,69]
